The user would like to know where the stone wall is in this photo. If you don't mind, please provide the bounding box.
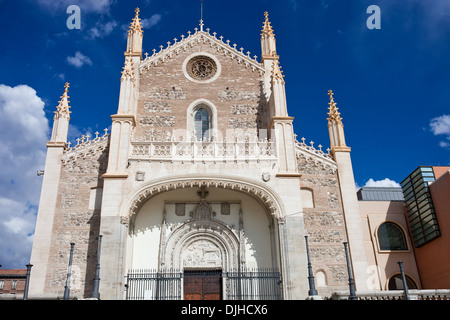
[297,151,349,296]
[136,37,267,142]
[44,140,109,298]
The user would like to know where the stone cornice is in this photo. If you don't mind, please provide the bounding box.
[111,114,136,126]
[139,30,265,74]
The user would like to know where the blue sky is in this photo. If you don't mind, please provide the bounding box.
[0,0,449,268]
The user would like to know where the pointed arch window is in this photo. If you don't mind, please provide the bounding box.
[377,222,408,251]
[194,108,210,141]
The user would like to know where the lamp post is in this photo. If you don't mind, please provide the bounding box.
[343,242,357,300]
[63,243,75,300]
[398,261,410,300]
[23,264,33,300]
[305,236,318,296]
[92,235,102,299]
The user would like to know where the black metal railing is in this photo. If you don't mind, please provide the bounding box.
[224,268,283,300]
[125,267,282,300]
[125,269,182,300]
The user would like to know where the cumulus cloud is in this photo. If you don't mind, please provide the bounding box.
[364,178,401,188]
[0,84,49,268]
[67,51,93,68]
[430,114,450,149]
[141,14,162,29]
[87,20,118,39]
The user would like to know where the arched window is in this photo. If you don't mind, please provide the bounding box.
[194,108,210,141]
[377,222,408,251]
[388,274,418,290]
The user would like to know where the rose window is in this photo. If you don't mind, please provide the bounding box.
[187,56,217,81]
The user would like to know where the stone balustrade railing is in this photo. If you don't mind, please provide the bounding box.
[130,140,276,161]
[330,289,450,300]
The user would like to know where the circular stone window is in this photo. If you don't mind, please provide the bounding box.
[183,53,221,84]
[188,56,217,80]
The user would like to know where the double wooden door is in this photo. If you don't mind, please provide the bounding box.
[184,269,222,300]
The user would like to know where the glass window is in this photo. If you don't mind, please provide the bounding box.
[378,222,408,251]
[11,280,17,290]
[194,108,210,141]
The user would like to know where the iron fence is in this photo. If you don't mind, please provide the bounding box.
[225,268,283,300]
[125,267,282,300]
[125,269,182,300]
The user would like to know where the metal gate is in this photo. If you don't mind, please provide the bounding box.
[125,268,282,300]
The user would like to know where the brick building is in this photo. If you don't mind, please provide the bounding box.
[0,269,27,297]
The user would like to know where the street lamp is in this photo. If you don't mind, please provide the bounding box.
[23,264,33,300]
[305,236,318,296]
[92,235,102,299]
[398,261,410,300]
[63,243,75,300]
[343,242,357,300]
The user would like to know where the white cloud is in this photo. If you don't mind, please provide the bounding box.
[430,114,450,149]
[141,14,162,29]
[67,51,93,68]
[37,0,113,14]
[430,114,450,135]
[0,84,49,268]
[364,178,401,188]
[87,20,118,39]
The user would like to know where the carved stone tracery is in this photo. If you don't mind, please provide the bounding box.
[187,56,217,80]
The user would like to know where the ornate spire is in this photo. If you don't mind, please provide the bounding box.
[271,59,285,83]
[261,11,277,60]
[327,90,343,124]
[121,56,135,81]
[327,90,349,152]
[126,8,144,56]
[261,11,275,38]
[129,7,143,33]
[55,82,71,119]
[50,82,71,143]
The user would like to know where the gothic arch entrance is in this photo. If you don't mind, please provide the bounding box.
[124,176,285,300]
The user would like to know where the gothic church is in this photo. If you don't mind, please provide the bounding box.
[29,9,370,300]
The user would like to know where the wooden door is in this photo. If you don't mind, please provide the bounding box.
[184,270,222,300]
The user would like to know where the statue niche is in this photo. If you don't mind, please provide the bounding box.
[189,186,216,221]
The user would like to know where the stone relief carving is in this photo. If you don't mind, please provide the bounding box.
[148,87,186,100]
[139,115,175,127]
[230,104,261,115]
[296,152,337,175]
[143,101,172,113]
[221,202,230,215]
[135,171,145,181]
[218,90,259,102]
[183,240,222,268]
[228,118,257,129]
[175,203,185,216]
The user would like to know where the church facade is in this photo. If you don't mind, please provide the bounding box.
[29,9,371,300]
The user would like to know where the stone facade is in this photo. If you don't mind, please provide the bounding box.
[32,137,108,297]
[29,10,372,300]
[297,150,348,296]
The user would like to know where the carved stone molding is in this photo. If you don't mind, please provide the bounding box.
[125,175,284,228]
[161,219,240,270]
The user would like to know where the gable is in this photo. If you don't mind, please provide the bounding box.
[134,30,268,143]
